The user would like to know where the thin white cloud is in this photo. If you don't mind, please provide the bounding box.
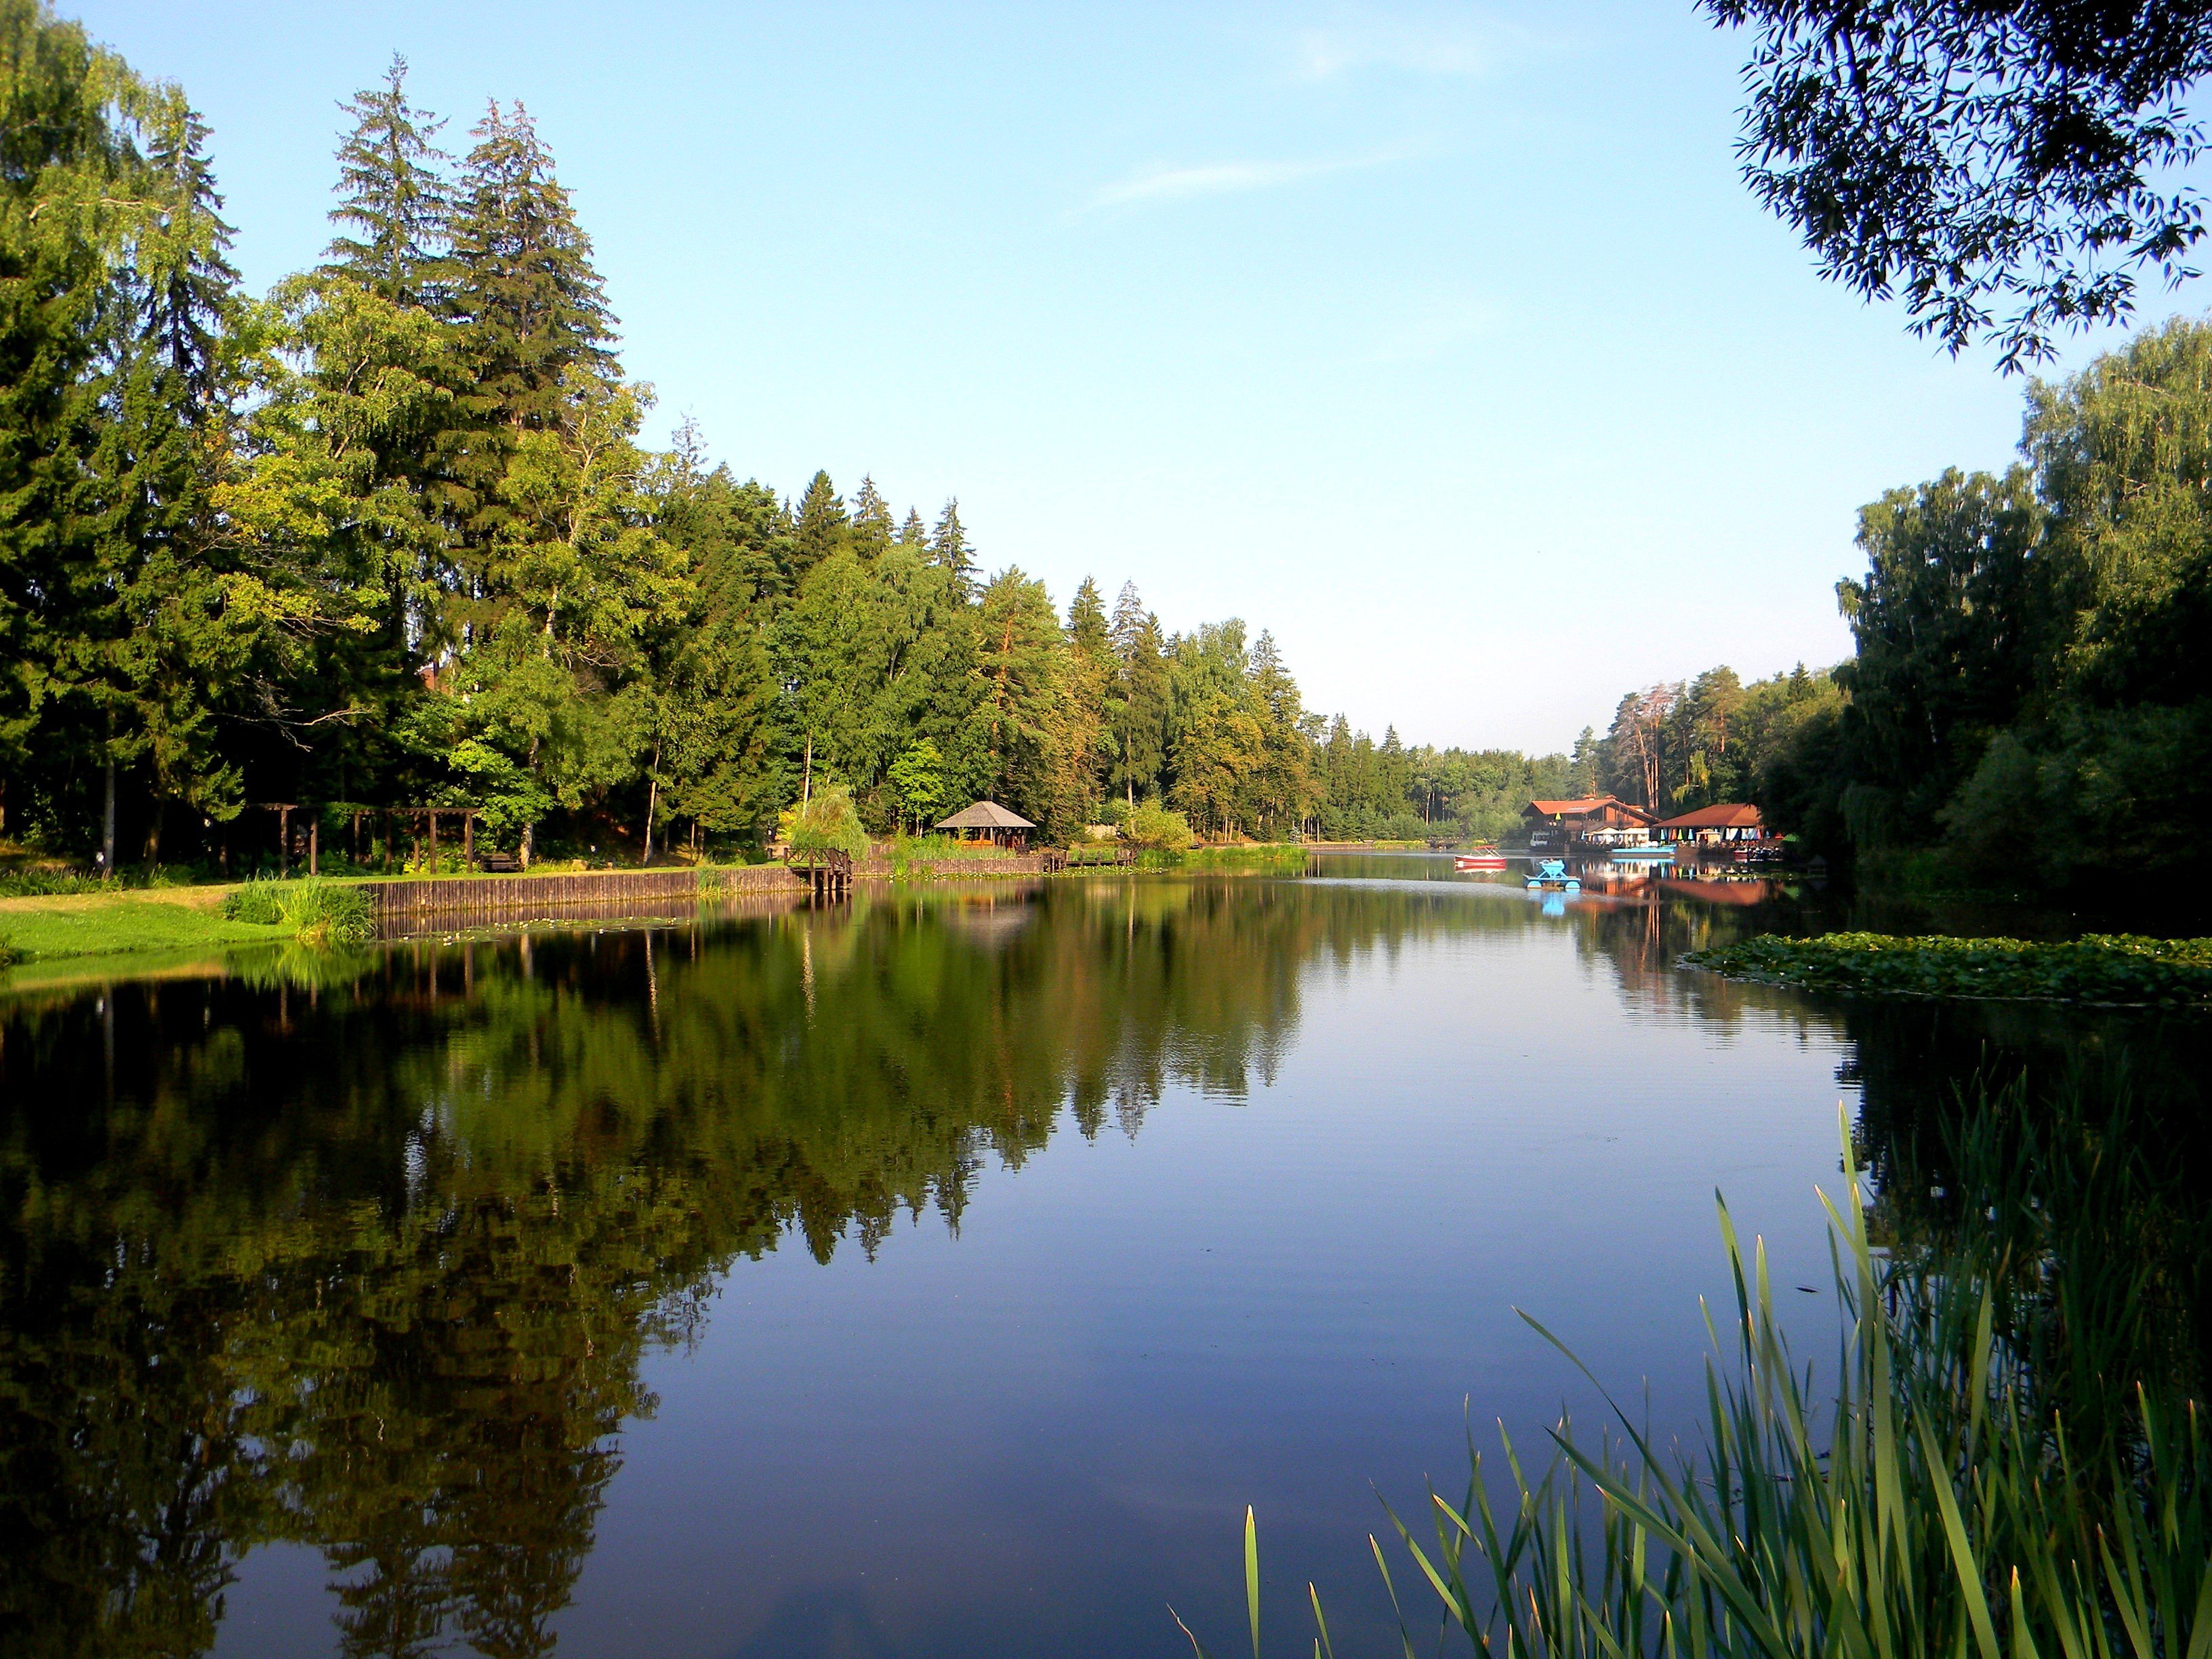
[1289,13,1543,82]
[1084,150,1412,213]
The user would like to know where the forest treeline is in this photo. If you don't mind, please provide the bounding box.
[1582,319,2211,888]
[0,11,1577,869]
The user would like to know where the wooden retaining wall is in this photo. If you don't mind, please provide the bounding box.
[363,855,1056,935]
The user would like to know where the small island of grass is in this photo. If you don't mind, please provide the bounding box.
[1684,930,2212,1006]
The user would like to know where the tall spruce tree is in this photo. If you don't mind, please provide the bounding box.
[444,99,616,575]
[67,92,254,866]
[1108,583,1168,806]
[325,54,451,307]
[448,100,615,429]
[787,470,846,585]
[929,497,974,597]
[848,474,893,558]
[0,0,145,843]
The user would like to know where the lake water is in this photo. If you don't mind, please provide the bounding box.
[2,853,2198,1658]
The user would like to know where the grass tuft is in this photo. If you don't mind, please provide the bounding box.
[221,878,372,945]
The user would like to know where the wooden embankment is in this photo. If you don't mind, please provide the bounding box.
[362,852,1064,935]
[365,865,804,931]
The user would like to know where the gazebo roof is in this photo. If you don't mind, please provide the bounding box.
[936,800,1036,831]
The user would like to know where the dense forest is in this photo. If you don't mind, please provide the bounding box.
[0,10,1587,871]
[1597,321,2210,888]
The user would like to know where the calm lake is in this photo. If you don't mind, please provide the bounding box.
[3,853,2200,1658]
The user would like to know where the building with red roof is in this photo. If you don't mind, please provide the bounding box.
[1521,795,1657,851]
[1650,803,1767,844]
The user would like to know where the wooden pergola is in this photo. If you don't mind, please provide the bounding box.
[246,804,488,876]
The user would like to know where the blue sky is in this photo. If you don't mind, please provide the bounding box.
[77,1,2202,752]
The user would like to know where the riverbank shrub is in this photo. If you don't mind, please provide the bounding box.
[221,880,373,946]
[1120,802,1193,851]
[787,787,869,859]
[1685,931,2212,1006]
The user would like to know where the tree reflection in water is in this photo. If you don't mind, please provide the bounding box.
[0,875,2190,1656]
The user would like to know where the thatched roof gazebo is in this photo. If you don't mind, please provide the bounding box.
[935,800,1036,850]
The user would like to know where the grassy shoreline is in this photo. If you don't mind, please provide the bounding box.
[0,884,291,965]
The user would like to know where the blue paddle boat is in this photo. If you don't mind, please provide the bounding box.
[1527,859,1580,892]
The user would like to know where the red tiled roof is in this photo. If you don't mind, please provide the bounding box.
[1524,795,1656,823]
[1652,802,1765,830]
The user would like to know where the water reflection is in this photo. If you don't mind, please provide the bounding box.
[0,869,2193,1658]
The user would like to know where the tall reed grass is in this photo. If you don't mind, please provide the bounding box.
[220,878,373,945]
[1183,1087,2211,1659]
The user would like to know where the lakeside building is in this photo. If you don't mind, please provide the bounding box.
[1521,796,1658,853]
[1650,803,1769,846]
[936,801,1036,851]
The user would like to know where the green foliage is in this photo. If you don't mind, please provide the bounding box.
[1687,931,2212,1008]
[220,877,373,944]
[1120,801,1193,851]
[787,785,867,858]
[1706,3,2209,369]
[886,739,947,831]
[0,868,106,898]
[220,878,285,925]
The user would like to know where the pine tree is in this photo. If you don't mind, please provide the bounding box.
[69,88,255,865]
[788,470,846,584]
[1110,594,1170,807]
[325,54,451,306]
[0,0,144,836]
[848,474,893,558]
[970,567,1064,825]
[443,100,619,600]
[897,506,927,547]
[929,498,974,597]
[448,100,616,432]
[1053,577,1113,818]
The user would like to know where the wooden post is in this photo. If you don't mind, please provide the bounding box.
[309,818,319,877]
[464,812,475,872]
[428,810,438,872]
[278,806,291,878]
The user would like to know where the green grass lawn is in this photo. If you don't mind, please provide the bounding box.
[0,890,288,964]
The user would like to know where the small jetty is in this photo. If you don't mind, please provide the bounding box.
[785,847,854,901]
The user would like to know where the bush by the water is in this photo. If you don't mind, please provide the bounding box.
[221,879,372,945]
[1120,802,1193,851]
[1685,930,2212,1006]
[786,787,869,859]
